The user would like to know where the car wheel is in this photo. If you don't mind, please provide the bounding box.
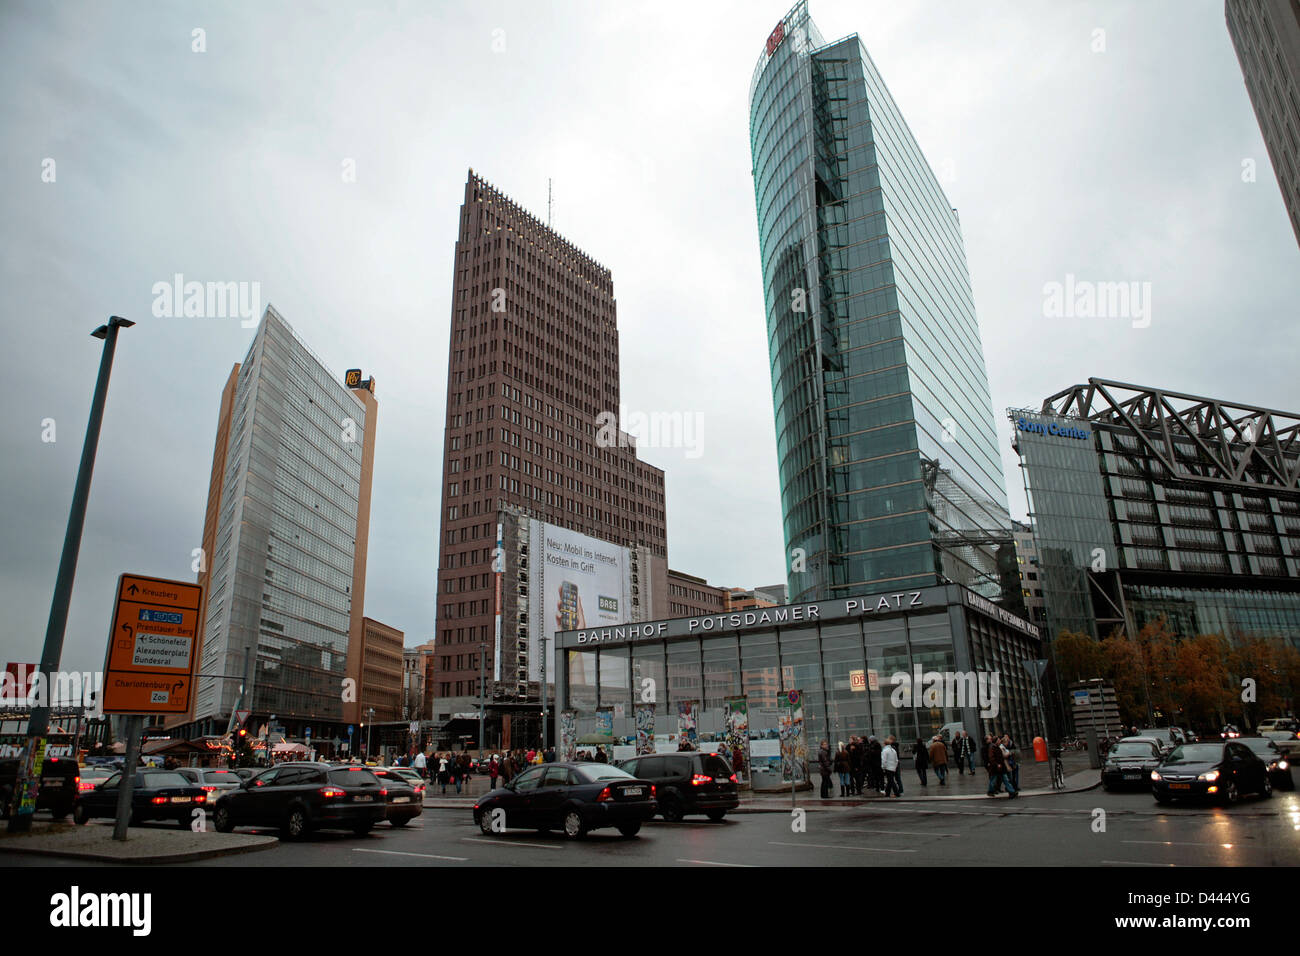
[73,804,90,825]
[660,795,684,823]
[283,807,309,840]
[390,816,410,827]
[562,810,588,839]
[705,809,726,822]
[1261,776,1273,799]
[617,821,641,838]
[351,822,373,836]
[214,806,234,833]
[1221,782,1239,807]
[477,810,495,835]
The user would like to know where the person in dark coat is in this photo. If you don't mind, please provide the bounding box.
[866,736,884,793]
[848,736,865,796]
[913,737,929,787]
[834,743,851,796]
[985,736,1017,798]
[817,740,834,798]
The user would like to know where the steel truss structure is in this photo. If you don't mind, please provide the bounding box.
[1042,378,1300,492]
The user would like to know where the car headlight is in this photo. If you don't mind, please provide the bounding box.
[1199,770,1219,782]
[1150,770,1161,781]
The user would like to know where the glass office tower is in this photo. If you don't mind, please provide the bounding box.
[750,1,1011,604]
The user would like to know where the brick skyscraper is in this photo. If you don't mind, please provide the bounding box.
[433,170,668,741]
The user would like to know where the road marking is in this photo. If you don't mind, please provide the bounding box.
[1100,859,1177,867]
[768,841,915,853]
[676,858,756,867]
[1122,840,1250,848]
[353,848,468,861]
[461,837,562,849]
[830,828,960,837]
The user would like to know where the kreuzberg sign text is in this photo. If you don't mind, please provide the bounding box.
[572,592,926,646]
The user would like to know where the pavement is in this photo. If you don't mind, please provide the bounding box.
[419,751,1101,811]
[0,818,278,864]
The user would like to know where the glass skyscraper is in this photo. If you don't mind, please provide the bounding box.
[750,1,1011,605]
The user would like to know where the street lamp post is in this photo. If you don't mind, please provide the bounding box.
[9,317,133,834]
[366,707,375,761]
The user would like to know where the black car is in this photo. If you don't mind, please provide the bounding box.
[615,752,739,822]
[212,762,387,839]
[72,768,208,827]
[1151,741,1273,806]
[1100,739,1164,791]
[473,762,656,839]
[0,755,80,820]
[1239,737,1295,791]
[369,767,423,826]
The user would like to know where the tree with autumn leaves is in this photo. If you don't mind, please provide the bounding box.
[1051,618,1299,732]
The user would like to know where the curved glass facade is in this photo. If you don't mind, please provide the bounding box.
[750,2,1010,605]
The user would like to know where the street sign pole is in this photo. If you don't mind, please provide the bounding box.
[112,715,143,841]
[9,316,132,833]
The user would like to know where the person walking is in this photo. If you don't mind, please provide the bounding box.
[436,753,450,794]
[985,736,1017,798]
[413,749,427,780]
[595,745,608,764]
[954,731,972,774]
[928,735,949,786]
[881,736,903,797]
[1001,735,1020,792]
[866,736,884,793]
[834,742,851,797]
[913,737,929,787]
[489,754,499,789]
[818,740,834,799]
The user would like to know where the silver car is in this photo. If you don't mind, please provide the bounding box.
[177,767,244,802]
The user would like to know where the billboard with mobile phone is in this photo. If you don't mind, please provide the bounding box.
[527,521,632,685]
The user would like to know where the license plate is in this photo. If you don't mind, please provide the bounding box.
[171,796,192,803]
[44,779,63,788]
[624,787,643,797]
[393,797,410,804]
[714,776,726,783]
[1122,773,1141,780]
[354,795,373,802]
[1170,783,1191,790]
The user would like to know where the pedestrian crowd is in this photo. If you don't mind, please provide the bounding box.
[816,730,1021,800]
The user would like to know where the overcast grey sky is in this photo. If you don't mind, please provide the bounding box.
[2,0,1296,674]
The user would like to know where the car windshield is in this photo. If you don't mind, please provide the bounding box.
[1164,744,1223,764]
[328,768,380,787]
[1240,739,1276,755]
[205,771,239,782]
[138,772,191,788]
[1109,743,1157,757]
[701,755,732,776]
[574,764,634,783]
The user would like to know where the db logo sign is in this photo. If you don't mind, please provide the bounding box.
[849,670,866,692]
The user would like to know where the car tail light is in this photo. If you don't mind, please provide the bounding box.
[691,774,712,786]
[151,796,168,804]
[195,794,207,804]
[729,773,737,783]
[319,786,346,799]
[203,785,217,793]
[79,779,97,792]
[651,785,656,797]
[596,786,612,802]
[380,788,388,797]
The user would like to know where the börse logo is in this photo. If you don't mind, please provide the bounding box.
[766,20,785,55]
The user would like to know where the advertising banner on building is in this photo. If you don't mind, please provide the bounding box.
[559,710,577,761]
[724,696,749,778]
[676,699,698,751]
[778,689,807,784]
[527,521,632,685]
[635,703,655,754]
[493,522,503,682]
